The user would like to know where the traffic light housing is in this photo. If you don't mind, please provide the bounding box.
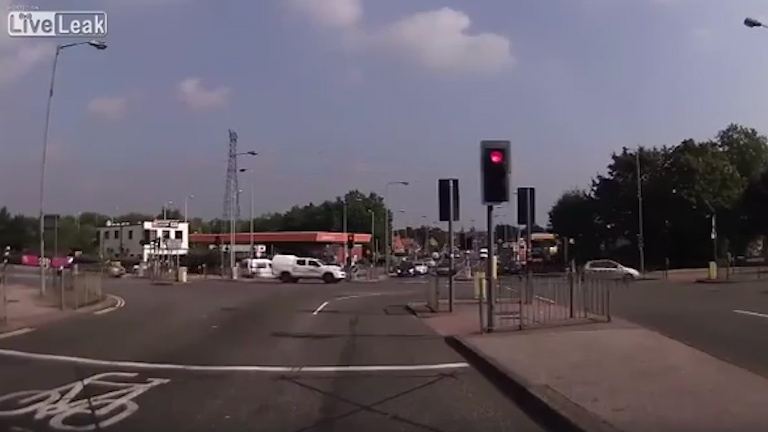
[480,141,511,204]
[347,234,355,249]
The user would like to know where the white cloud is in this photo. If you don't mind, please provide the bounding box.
[88,95,128,120]
[177,77,231,111]
[373,8,514,76]
[286,0,514,76]
[286,0,361,29]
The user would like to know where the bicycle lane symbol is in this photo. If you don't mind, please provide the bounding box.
[0,372,170,431]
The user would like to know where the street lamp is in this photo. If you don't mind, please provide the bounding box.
[367,208,375,264]
[239,168,256,259]
[342,196,363,267]
[163,201,173,220]
[745,17,765,28]
[38,40,107,296]
[384,181,409,274]
[184,195,194,223]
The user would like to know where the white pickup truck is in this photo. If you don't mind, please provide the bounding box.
[271,254,346,283]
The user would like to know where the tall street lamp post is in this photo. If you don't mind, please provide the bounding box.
[38,40,107,296]
[384,181,409,274]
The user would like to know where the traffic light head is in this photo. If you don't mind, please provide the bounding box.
[480,141,511,204]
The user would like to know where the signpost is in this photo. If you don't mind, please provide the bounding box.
[438,178,460,312]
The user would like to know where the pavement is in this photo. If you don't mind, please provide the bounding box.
[406,278,768,432]
[1,283,118,334]
[0,277,549,432]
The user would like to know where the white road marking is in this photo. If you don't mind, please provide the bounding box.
[0,371,168,431]
[312,301,329,315]
[312,292,386,315]
[0,327,35,340]
[0,348,470,373]
[734,309,768,319]
[93,295,125,315]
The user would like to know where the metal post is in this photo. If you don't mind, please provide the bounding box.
[54,216,59,260]
[712,214,717,262]
[636,149,646,275]
[525,191,533,303]
[485,205,495,331]
[342,200,348,267]
[250,183,254,259]
[448,180,455,313]
[38,47,62,297]
[369,210,375,265]
[230,198,236,278]
[384,188,389,274]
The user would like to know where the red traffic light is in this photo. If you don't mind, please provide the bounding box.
[489,150,504,164]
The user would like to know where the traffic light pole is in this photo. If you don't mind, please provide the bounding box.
[485,205,495,332]
[448,180,455,313]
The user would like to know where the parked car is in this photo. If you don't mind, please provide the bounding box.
[583,260,639,281]
[413,261,429,275]
[396,261,417,277]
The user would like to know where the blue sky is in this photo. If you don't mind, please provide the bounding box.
[2,0,768,230]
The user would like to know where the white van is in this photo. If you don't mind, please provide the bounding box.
[241,258,274,279]
[271,254,346,283]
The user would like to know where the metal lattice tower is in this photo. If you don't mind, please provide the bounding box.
[223,129,241,223]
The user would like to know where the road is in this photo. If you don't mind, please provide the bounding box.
[0,277,547,432]
[612,279,768,379]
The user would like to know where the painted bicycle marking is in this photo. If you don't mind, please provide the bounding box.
[0,372,169,431]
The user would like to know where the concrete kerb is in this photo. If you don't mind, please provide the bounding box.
[445,336,622,432]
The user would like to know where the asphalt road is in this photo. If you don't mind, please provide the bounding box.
[612,279,768,379]
[0,277,547,432]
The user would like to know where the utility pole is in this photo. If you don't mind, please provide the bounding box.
[636,148,646,275]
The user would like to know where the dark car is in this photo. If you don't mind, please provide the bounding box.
[396,261,417,277]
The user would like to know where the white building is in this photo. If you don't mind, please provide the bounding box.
[98,219,189,262]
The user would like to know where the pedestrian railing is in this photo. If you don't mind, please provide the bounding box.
[52,266,105,310]
[490,273,615,331]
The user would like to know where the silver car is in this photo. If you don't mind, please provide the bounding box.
[583,260,640,281]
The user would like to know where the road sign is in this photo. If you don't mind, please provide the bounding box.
[438,179,460,222]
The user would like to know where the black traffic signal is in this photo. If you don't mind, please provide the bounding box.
[480,141,511,204]
[347,234,355,249]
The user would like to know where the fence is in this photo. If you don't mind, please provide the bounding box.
[51,266,105,310]
[426,272,618,332]
[490,274,616,331]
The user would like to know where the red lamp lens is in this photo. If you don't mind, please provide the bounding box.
[489,150,504,164]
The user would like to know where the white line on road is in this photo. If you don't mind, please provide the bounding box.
[312,301,329,315]
[93,295,125,315]
[0,348,470,373]
[0,327,35,340]
[734,309,768,319]
[312,292,387,315]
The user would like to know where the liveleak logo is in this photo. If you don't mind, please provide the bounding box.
[7,11,107,37]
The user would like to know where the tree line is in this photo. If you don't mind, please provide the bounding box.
[0,190,451,257]
[548,123,768,269]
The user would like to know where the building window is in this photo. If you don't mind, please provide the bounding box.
[175,230,183,240]
[143,230,150,243]
[163,230,170,239]
[128,230,133,240]
[114,230,120,239]
[104,231,110,239]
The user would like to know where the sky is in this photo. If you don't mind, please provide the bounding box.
[2,0,768,230]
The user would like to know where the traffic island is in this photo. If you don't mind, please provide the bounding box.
[447,319,768,432]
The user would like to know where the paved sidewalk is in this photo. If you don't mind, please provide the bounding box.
[1,283,113,333]
[410,301,768,432]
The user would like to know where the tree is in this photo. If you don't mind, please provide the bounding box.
[549,124,768,268]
